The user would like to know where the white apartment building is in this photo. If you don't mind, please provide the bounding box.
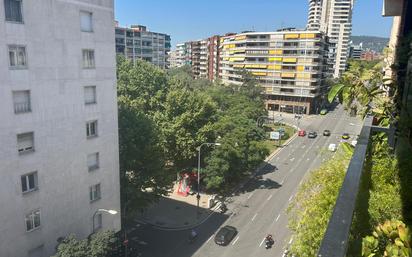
[307,0,354,77]
[0,0,121,256]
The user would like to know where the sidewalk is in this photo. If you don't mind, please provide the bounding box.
[136,183,219,230]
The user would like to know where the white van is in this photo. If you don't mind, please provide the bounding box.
[328,143,337,152]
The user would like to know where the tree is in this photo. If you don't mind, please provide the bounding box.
[328,60,384,117]
[53,231,116,257]
[287,152,351,256]
[362,220,412,257]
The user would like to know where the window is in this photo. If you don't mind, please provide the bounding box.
[89,184,101,202]
[84,86,96,104]
[94,213,102,230]
[13,90,31,113]
[4,0,22,23]
[17,132,34,154]
[80,11,93,32]
[21,172,38,193]
[82,49,95,68]
[25,210,41,232]
[9,45,27,68]
[86,120,98,138]
[87,152,99,171]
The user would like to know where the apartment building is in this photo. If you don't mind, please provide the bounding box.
[0,0,121,256]
[349,43,362,59]
[187,35,221,81]
[170,42,192,68]
[307,0,354,77]
[115,23,171,69]
[219,30,329,114]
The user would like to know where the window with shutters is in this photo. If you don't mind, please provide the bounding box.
[84,86,96,105]
[17,132,34,154]
[86,120,98,138]
[25,209,40,232]
[13,90,31,113]
[80,11,93,32]
[89,184,101,202]
[87,152,99,171]
[82,49,95,68]
[21,171,38,193]
[4,0,23,23]
[9,45,27,68]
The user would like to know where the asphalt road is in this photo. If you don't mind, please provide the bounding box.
[130,105,362,257]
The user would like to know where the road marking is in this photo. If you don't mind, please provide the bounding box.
[288,195,294,202]
[276,214,280,222]
[251,213,258,221]
[267,194,273,201]
[281,178,285,184]
[290,157,295,162]
[247,192,254,199]
[206,235,213,243]
[289,237,294,244]
[232,236,239,245]
[259,237,266,247]
[307,158,310,161]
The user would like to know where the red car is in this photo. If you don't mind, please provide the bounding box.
[298,130,306,137]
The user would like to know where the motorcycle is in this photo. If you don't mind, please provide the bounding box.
[219,203,227,213]
[265,236,274,249]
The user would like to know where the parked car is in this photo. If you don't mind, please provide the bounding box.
[320,109,328,115]
[342,133,350,140]
[323,130,331,136]
[298,130,306,137]
[328,143,337,152]
[351,140,358,147]
[308,131,317,138]
[214,226,237,246]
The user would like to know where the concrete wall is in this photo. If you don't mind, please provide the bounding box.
[0,0,121,256]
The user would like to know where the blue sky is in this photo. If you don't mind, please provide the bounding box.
[115,0,393,47]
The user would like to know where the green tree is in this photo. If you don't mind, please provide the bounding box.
[53,231,116,257]
[287,152,351,256]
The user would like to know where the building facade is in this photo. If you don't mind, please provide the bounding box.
[0,0,121,256]
[349,43,362,59]
[219,30,329,114]
[115,24,171,69]
[307,0,354,77]
[170,42,192,68]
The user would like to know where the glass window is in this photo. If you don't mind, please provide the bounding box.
[84,86,96,104]
[9,45,27,68]
[17,132,34,154]
[87,152,99,171]
[86,120,98,138]
[13,90,31,113]
[89,184,101,202]
[82,49,95,68]
[21,172,38,193]
[4,0,22,22]
[25,210,40,232]
[80,11,93,32]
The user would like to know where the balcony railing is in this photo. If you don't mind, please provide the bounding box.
[14,102,31,114]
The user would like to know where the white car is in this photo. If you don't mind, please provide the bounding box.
[351,140,358,147]
[328,143,337,152]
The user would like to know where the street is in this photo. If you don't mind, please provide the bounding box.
[129,105,363,257]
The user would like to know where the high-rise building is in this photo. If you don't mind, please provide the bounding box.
[0,1,121,256]
[115,23,171,69]
[219,30,329,114]
[349,43,363,59]
[170,43,192,68]
[307,0,354,77]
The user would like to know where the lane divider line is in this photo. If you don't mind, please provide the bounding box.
[232,236,239,245]
[276,214,280,222]
[259,237,266,247]
[267,194,273,201]
[251,213,258,221]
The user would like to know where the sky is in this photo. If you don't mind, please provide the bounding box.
[115,0,393,48]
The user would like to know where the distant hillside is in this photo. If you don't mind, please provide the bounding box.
[350,35,389,53]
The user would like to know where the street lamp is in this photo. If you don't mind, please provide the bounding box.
[92,209,118,234]
[196,142,221,217]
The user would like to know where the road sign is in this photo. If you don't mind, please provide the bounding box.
[270,131,280,140]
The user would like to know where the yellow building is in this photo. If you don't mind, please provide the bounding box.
[219,30,330,114]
